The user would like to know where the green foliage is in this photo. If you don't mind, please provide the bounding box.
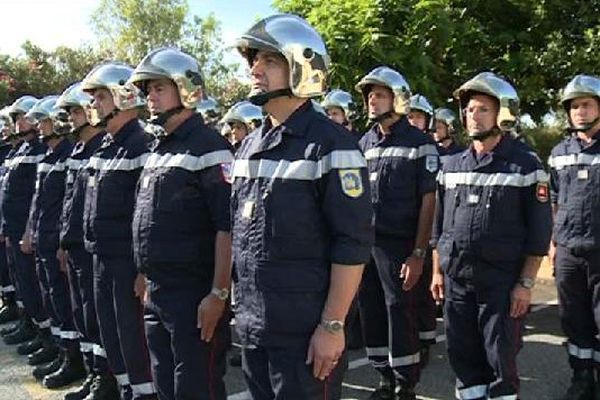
[91,0,188,64]
[274,0,600,123]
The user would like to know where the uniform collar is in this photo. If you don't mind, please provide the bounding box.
[261,100,313,138]
[50,137,72,157]
[245,100,314,157]
[463,134,513,169]
[167,113,204,142]
[371,116,410,143]
[574,128,600,152]
[111,118,140,145]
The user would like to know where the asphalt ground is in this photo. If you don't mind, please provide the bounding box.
[0,280,570,400]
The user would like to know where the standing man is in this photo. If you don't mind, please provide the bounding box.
[408,94,435,134]
[433,108,464,164]
[2,96,54,351]
[129,47,234,400]
[322,89,362,142]
[356,67,438,400]
[220,100,263,152]
[232,14,373,399]
[549,74,600,400]
[21,95,87,388]
[81,62,156,400]
[430,72,552,400]
[57,82,118,400]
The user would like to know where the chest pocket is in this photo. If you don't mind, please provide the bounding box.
[157,168,202,213]
[382,157,416,199]
[267,181,325,260]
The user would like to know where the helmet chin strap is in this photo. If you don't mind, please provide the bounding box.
[150,106,185,127]
[369,110,394,124]
[71,122,90,137]
[568,116,600,133]
[435,134,450,144]
[249,88,293,106]
[94,108,121,129]
[469,127,501,141]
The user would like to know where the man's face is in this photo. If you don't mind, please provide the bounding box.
[249,50,289,98]
[36,118,53,136]
[68,106,88,130]
[434,121,449,142]
[408,110,428,131]
[145,78,181,115]
[14,113,34,134]
[230,121,248,143]
[90,88,116,120]
[326,106,346,126]
[569,96,600,130]
[465,94,498,136]
[367,85,394,120]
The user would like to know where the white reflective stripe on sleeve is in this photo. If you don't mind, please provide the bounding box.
[364,144,437,161]
[548,153,600,170]
[93,344,107,358]
[10,154,45,166]
[389,351,420,367]
[66,159,86,169]
[418,330,437,340]
[37,161,67,173]
[456,384,488,399]
[50,326,61,336]
[232,150,365,181]
[80,342,94,353]
[568,343,593,359]
[16,300,24,308]
[131,382,156,395]
[60,330,81,340]
[489,395,518,400]
[2,285,15,293]
[441,169,549,188]
[88,153,149,171]
[144,150,233,171]
[365,346,389,357]
[114,373,130,386]
[34,319,52,329]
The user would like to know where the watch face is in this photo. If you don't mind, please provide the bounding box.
[331,321,343,331]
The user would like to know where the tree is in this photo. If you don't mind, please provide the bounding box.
[91,0,188,64]
[274,0,600,122]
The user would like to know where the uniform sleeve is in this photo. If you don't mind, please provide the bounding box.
[199,160,232,233]
[430,173,445,248]
[549,157,559,204]
[522,165,553,256]
[417,142,439,196]
[319,147,374,265]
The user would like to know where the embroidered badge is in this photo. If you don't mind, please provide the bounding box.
[339,169,364,198]
[220,163,233,184]
[425,155,439,173]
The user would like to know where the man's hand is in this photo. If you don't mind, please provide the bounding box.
[20,233,33,254]
[430,271,445,303]
[306,326,344,380]
[510,285,531,318]
[133,273,146,302]
[197,293,226,342]
[400,255,423,291]
[548,241,556,267]
[56,248,68,273]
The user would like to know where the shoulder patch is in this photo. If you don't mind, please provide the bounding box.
[425,155,439,173]
[339,169,363,198]
[536,182,549,202]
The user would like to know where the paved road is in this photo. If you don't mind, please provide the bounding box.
[0,282,569,400]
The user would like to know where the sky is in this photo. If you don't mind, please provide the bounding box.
[0,0,276,57]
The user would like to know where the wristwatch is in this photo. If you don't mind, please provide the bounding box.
[320,319,345,334]
[211,287,230,301]
[518,277,535,289]
[412,247,426,259]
